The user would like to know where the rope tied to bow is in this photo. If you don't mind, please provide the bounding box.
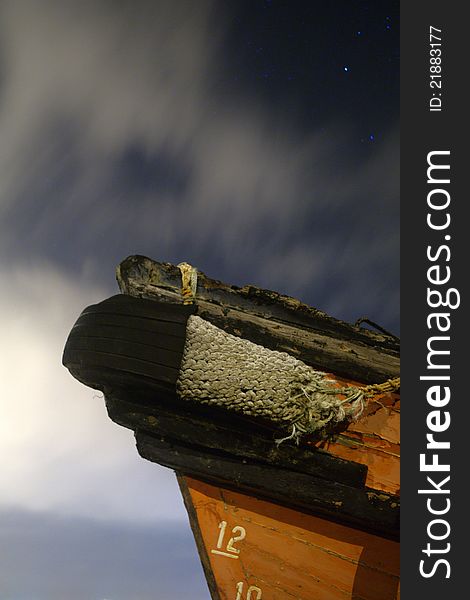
[177,262,198,305]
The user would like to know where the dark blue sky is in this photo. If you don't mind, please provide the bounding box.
[0,1,399,597]
[217,1,399,136]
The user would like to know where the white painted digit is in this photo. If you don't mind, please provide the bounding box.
[212,522,247,559]
[216,520,227,549]
[226,526,246,554]
[247,586,262,599]
[235,582,262,599]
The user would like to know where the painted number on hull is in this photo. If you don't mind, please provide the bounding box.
[210,521,246,559]
[236,582,262,599]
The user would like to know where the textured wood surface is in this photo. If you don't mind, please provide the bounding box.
[63,294,193,395]
[106,393,368,489]
[117,255,399,384]
[178,476,400,600]
[318,390,400,495]
[137,429,399,539]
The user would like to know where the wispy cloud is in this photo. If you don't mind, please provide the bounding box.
[0,0,398,328]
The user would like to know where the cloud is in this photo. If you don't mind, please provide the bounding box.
[0,0,399,331]
[0,262,189,523]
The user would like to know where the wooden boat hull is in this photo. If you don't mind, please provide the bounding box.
[62,256,400,599]
[179,476,400,600]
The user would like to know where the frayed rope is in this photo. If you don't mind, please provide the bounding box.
[176,315,400,443]
[275,376,400,444]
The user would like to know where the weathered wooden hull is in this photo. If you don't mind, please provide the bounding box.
[116,256,400,384]
[179,477,400,600]
[62,256,400,599]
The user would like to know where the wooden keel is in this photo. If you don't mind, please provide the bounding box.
[178,476,400,600]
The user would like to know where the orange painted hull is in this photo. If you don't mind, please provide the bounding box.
[323,390,400,496]
[178,388,400,599]
[180,477,400,600]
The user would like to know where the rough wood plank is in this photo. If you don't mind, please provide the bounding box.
[116,255,400,383]
[179,476,400,600]
[105,392,368,488]
[117,256,399,350]
[136,430,400,539]
[321,395,400,495]
[195,302,399,383]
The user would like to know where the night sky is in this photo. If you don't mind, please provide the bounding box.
[0,1,399,598]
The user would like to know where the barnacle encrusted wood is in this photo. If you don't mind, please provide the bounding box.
[177,315,367,440]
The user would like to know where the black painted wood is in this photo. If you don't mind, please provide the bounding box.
[74,312,188,339]
[82,293,194,323]
[65,335,183,370]
[118,256,399,349]
[63,348,179,386]
[63,294,192,392]
[105,392,368,489]
[137,430,399,540]
[71,323,186,353]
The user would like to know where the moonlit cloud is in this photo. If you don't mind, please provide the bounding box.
[0,263,187,523]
